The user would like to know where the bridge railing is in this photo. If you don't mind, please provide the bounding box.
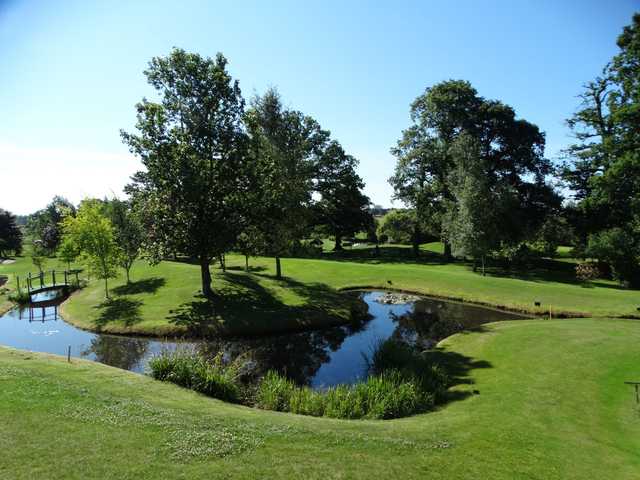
[16,270,81,295]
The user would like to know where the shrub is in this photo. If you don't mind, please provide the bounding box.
[148,350,244,402]
[575,262,601,283]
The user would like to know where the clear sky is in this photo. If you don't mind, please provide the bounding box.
[1,0,637,215]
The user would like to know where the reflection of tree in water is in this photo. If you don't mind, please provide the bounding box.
[390,297,523,348]
[390,299,465,348]
[82,335,150,371]
[197,320,366,386]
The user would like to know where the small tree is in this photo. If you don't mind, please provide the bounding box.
[31,240,48,274]
[104,199,143,284]
[57,236,80,270]
[236,227,265,272]
[62,200,121,298]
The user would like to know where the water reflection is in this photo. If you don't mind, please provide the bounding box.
[0,290,528,386]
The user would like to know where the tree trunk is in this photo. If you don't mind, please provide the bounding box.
[275,256,282,279]
[200,256,213,298]
[481,255,486,276]
[443,241,453,262]
[245,255,249,272]
[473,259,477,272]
[334,235,343,251]
[104,277,109,299]
[125,267,131,284]
[218,254,226,272]
[412,225,420,257]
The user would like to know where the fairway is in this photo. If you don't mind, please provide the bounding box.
[1,318,638,479]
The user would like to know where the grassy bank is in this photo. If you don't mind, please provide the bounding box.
[1,318,639,479]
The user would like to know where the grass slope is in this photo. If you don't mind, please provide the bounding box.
[1,318,639,479]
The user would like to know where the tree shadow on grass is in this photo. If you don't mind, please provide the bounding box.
[112,277,166,296]
[94,298,143,328]
[424,346,493,405]
[168,271,367,338]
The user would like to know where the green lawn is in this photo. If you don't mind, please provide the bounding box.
[2,317,639,479]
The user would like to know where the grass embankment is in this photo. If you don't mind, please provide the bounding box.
[1,318,639,479]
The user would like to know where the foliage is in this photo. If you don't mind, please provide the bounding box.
[62,200,121,298]
[377,209,417,244]
[246,88,328,278]
[56,236,80,270]
[256,369,433,420]
[148,349,245,403]
[391,79,558,260]
[533,214,574,258]
[586,228,640,287]
[313,141,372,251]
[103,198,143,283]
[31,240,48,273]
[443,134,499,274]
[122,48,249,298]
[562,14,640,286]
[366,338,449,401]
[0,208,22,257]
[575,262,601,283]
[26,196,75,254]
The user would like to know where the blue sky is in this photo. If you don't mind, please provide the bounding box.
[0,0,637,214]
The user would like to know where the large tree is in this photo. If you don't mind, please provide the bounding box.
[122,49,250,298]
[0,209,22,258]
[562,13,640,286]
[314,141,372,251]
[391,80,556,259]
[246,88,328,278]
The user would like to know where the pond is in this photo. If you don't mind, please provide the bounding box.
[0,290,528,387]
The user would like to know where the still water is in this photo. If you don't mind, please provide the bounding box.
[0,290,526,387]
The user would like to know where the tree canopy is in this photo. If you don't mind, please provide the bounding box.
[122,48,250,297]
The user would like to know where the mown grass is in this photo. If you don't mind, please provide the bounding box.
[1,317,639,479]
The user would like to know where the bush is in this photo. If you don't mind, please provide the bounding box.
[575,262,601,283]
[148,350,244,402]
[586,228,640,288]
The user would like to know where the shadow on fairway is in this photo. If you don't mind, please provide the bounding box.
[168,271,366,337]
[94,297,144,328]
[424,347,493,405]
[112,277,166,296]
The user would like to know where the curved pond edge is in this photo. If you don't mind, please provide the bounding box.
[10,281,630,343]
